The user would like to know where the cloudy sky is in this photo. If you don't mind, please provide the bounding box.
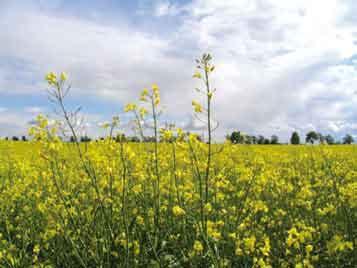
[0,0,357,141]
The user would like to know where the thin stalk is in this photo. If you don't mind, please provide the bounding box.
[204,61,212,236]
[151,96,161,236]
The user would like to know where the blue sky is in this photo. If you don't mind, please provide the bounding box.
[0,0,357,140]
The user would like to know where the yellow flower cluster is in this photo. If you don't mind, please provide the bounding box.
[192,100,203,113]
[124,103,137,112]
[0,142,356,267]
[45,72,67,85]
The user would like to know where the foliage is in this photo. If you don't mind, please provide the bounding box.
[305,131,319,144]
[230,131,245,144]
[270,135,279,145]
[343,134,354,145]
[325,135,335,145]
[290,132,300,145]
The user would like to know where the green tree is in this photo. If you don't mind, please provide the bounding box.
[264,138,270,144]
[290,131,300,145]
[80,136,91,142]
[257,135,265,144]
[270,135,279,145]
[251,135,257,144]
[230,131,244,144]
[245,135,253,144]
[325,134,335,145]
[318,133,325,144]
[342,134,354,144]
[305,131,319,144]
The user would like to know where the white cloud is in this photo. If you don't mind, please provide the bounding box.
[0,3,195,100]
[171,0,357,139]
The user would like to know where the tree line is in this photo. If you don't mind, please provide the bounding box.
[1,134,193,143]
[2,131,355,145]
[227,130,355,145]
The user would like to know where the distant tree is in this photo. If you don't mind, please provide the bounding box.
[325,134,335,145]
[305,131,319,144]
[115,134,126,143]
[12,136,19,141]
[270,135,279,145]
[264,138,270,144]
[144,136,156,143]
[129,136,140,143]
[317,133,325,144]
[69,136,76,142]
[245,135,253,144]
[5,137,9,141]
[257,135,265,145]
[251,136,257,144]
[342,134,354,144]
[21,136,27,141]
[80,136,91,142]
[230,131,244,144]
[290,132,300,145]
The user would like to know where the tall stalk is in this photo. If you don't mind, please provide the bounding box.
[192,53,216,236]
[125,86,162,244]
[204,58,212,209]
[119,136,130,267]
[45,72,115,263]
[151,95,161,230]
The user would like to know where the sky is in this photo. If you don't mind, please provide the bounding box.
[0,0,357,141]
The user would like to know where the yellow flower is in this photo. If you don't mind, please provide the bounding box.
[45,72,57,85]
[33,244,40,254]
[244,236,256,253]
[327,235,353,255]
[139,107,147,118]
[193,71,202,79]
[172,205,185,216]
[261,237,271,256]
[160,129,173,141]
[140,89,149,101]
[152,83,159,91]
[60,72,67,81]
[235,247,243,256]
[124,103,137,112]
[133,240,140,256]
[132,184,142,195]
[203,203,212,214]
[306,245,313,254]
[193,240,203,253]
[141,88,149,96]
[192,100,203,113]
